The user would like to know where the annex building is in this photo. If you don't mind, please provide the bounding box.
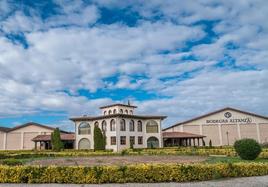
[163,107,268,146]
[0,122,74,150]
[70,103,166,151]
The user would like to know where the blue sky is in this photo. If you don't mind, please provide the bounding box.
[0,0,267,131]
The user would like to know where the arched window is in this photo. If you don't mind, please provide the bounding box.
[147,137,159,148]
[94,121,99,128]
[146,120,158,133]
[101,120,107,131]
[137,120,142,132]
[78,122,90,135]
[110,119,116,131]
[78,138,90,149]
[113,109,117,114]
[104,111,106,115]
[120,119,126,131]
[129,110,133,115]
[120,109,123,114]
[108,110,112,115]
[125,110,128,114]
[129,120,134,131]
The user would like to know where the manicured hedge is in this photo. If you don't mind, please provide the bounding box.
[0,163,268,183]
[0,148,268,159]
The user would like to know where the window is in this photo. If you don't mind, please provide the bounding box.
[120,136,126,145]
[120,109,123,114]
[101,120,107,131]
[108,110,112,115]
[110,119,116,131]
[94,121,99,128]
[104,111,106,115]
[78,122,90,135]
[137,121,142,132]
[130,136,135,145]
[111,136,116,145]
[120,119,126,131]
[138,136,143,145]
[130,110,133,114]
[125,110,128,114]
[146,120,159,133]
[129,120,135,131]
[113,109,117,114]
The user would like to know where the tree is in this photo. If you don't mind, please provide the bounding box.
[202,139,206,146]
[94,125,105,150]
[209,139,212,147]
[51,128,63,151]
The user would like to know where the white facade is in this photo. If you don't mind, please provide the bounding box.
[71,104,165,152]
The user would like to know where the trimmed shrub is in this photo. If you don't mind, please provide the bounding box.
[0,163,268,183]
[234,139,262,160]
[51,128,64,151]
[94,126,105,150]
[1,158,23,166]
[209,140,212,148]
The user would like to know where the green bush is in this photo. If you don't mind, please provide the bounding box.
[234,139,262,160]
[1,158,23,166]
[51,128,64,151]
[0,163,268,183]
[94,126,105,150]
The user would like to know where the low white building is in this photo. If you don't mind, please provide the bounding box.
[70,103,166,152]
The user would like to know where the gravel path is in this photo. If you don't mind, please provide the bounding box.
[0,175,268,187]
[26,155,207,166]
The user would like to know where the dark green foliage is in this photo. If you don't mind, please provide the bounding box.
[234,138,262,160]
[202,139,206,146]
[1,158,23,166]
[51,128,64,151]
[94,126,105,150]
[209,140,212,147]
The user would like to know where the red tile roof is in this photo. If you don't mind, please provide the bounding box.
[162,131,205,138]
[32,133,75,141]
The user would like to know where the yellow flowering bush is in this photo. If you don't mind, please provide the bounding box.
[0,147,267,159]
[0,163,268,183]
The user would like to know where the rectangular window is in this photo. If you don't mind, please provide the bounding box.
[130,136,135,145]
[111,136,116,145]
[120,136,126,145]
[138,136,143,145]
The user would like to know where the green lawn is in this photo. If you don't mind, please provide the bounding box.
[205,156,268,164]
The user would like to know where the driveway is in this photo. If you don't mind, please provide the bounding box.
[0,175,268,187]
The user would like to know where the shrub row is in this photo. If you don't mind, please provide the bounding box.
[0,163,268,183]
[0,148,268,159]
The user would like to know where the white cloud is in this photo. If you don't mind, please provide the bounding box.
[0,0,267,130]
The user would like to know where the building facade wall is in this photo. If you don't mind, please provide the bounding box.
[164,109,268,146]
[75,117,162,152]
[0,124,54,150]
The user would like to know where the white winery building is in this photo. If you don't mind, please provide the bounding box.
[70,103,166,151]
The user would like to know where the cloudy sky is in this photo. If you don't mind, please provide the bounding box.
[0,0,267,131]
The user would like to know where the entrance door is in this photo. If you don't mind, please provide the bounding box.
[147,137,159,148]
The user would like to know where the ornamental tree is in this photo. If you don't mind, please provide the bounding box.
[51,128,64,151]
[94,125,105,150]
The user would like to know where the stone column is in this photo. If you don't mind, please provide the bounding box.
[218,124,223,146]
[3,133,7,150]
[237,123,241,139]
[256,123,261,143]
[21,132,24,150]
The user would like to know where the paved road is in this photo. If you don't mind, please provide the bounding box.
[0,175,268,187]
